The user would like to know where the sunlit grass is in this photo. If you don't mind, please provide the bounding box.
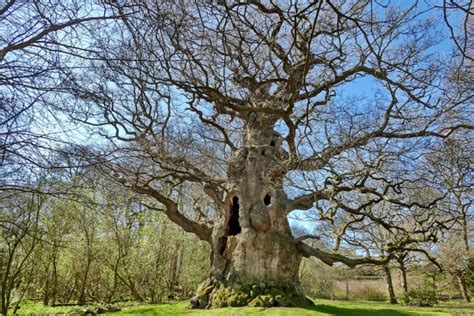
[13,300,107,315]
[12,299,473,315]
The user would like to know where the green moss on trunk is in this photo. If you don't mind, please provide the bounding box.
[190,279,313,309]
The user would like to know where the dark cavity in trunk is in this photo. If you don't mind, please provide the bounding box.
[228,196,241,236]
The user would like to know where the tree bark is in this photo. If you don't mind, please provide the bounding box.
[168,244,181,290]
[457,274,471,302]
[78,257,92,305]
[397,255,409,304]
[191,122,311,308]
[43,260,51,306]
[51,255,58,306]
[345,278,349,300]
[400,263,409,304]
[383,265,398,304]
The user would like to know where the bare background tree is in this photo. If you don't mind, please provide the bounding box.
[1,0,118,193]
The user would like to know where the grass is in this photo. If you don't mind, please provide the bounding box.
[12,299,474,315]
[11,300,114,315]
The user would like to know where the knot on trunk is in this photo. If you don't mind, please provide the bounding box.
[249,207,271,232]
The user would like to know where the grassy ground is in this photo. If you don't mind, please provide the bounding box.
[12,299,473,315]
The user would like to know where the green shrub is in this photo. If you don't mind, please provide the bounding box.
[300,259,335,299]
[364,287,387,301]
[407,288,437,307]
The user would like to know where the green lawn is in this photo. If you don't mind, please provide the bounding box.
[13,299,474,315]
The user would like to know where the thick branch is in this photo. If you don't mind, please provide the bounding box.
[286,189,334,212]
[132,184,212,243]
[297,242,393,268]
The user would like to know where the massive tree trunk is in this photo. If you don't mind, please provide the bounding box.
[191,122,311,308]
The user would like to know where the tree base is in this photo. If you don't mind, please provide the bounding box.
[189,279,313,309]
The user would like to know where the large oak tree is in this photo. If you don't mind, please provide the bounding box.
[3,0,473,309]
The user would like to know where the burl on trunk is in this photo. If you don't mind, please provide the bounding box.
[190,124,312,308]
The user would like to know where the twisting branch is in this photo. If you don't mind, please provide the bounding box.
[131,184,212,243]
[297,242,393,268]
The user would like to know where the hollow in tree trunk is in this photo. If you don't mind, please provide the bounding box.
[190,122,312,308]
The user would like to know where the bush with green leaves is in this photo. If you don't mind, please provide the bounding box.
[407,288,437,307]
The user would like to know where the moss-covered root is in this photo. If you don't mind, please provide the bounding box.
[189,280,313,309]
[189,279,215,309]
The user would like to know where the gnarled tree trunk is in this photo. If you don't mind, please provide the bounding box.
[191,122,311,308]
[383,265,398,304]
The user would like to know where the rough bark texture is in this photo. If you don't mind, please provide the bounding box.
[457,274,471,303]
[383,265,398,305]
[190,122,312,308]
[398,259,409,304]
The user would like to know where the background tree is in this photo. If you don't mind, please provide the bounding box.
[1,179,45,315]
[0,0,118,195]
[429,136,473,302]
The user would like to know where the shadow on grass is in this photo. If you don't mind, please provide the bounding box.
[110,308,163,315]
[310,304,422,316]
[112,304,435,316]
[104,300,472,315]
[104,305,193,316]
